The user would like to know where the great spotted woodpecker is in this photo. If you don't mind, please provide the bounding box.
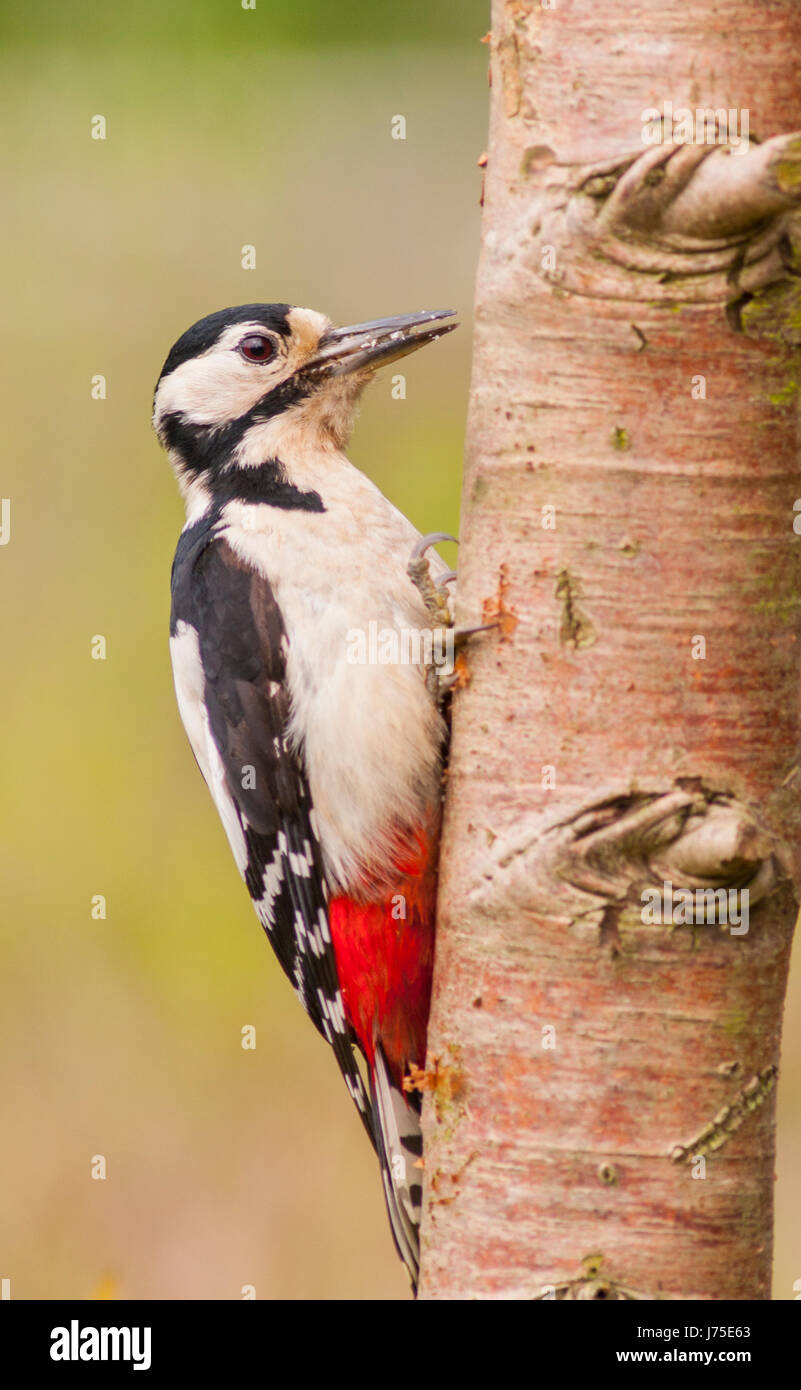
[153,303,458,1291]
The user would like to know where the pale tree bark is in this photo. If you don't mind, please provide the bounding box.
[418,0,801,1300]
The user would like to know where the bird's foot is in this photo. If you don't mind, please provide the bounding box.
[408,533,499,702]
[407,532,457,629]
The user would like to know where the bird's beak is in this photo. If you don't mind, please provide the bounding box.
[309,309,457,377]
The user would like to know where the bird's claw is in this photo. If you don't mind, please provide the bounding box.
[452,620,498,646]
[409,531,458,562]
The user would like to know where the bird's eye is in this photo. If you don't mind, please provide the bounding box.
[238,334,275,363]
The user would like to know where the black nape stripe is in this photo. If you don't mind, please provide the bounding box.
[213,460,324,511]
[160,371,314,479]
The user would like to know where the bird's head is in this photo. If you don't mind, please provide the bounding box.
[153,303,456,508]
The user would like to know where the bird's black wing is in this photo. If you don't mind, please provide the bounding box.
[170,521,374,1143]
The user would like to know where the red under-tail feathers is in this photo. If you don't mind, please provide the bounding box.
[328,819,439,1086]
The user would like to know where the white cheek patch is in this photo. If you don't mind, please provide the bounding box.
[156,341,284,428]
[155,313,332,434]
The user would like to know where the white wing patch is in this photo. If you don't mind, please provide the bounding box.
[170,620,248,874]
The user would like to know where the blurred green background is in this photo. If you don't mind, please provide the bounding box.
[2,0,800,1301]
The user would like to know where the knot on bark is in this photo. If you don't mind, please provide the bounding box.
[473,782,781,925]
[523,131,801,307]
[557,785,776,905]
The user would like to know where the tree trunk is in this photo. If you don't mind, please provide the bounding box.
[418,0,801,1300]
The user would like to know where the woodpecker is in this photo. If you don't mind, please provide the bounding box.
[153,302,458,1291]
